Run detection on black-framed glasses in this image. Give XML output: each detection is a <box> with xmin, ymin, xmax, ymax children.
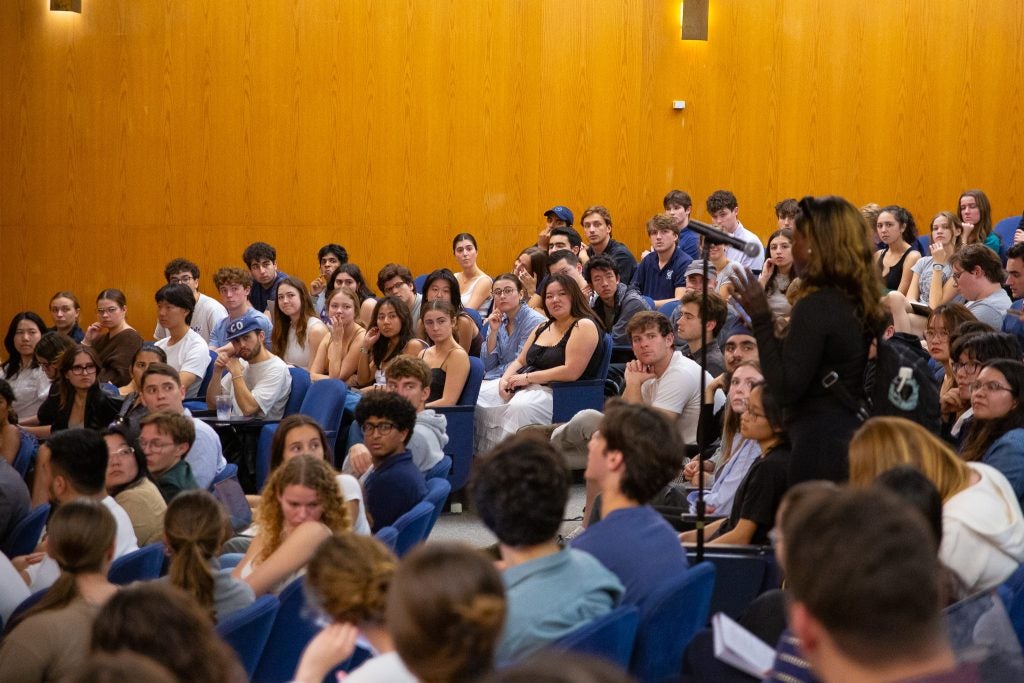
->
<box><xmin>970</xmin><ymin>381</ymin><xmax>1013</xmax><ymax>394</ymax></box>
<box><xmin>70</xmin><ymin>363</ymin><xmax>98</xmax><ymax>375</ymax></box>
<box><xmin>361</xmin><ymin>421</ymin><xmax>397</xmax><ymax>435</ymax></box>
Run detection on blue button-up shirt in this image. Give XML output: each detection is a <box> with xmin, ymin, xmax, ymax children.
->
<box><xmin>480</xmin><ymin>304</ymin><xmax>547</xmax><ymax>379</ymax></box>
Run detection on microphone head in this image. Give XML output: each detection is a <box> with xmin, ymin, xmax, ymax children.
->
<box><xmin>743</xmin><ymin>240</ymin><xmax>763</xmax><ymax>258</ymax></box>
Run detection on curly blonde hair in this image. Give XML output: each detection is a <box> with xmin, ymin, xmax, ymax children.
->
<box><xmin>256</xmin><ymin>454</ymin><xmax>350</xmax><ymax>563</ymax></box>
<box><xmin>306</xmin><ymin>533</ymin><xmax>397</xmax><ymax>625</ymax></box>
<box><xmin>792</xmin><ymin>195</ymin><xmax>885</xmax><ymax>329</ymax></box>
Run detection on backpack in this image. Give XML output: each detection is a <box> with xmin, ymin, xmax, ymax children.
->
<box><xmin>824</xmin><ymin>332</ymin><xmax>941</xmax><ymax>434</ymax></box>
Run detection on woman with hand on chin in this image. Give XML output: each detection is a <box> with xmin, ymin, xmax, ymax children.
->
<box><xmin>83</xmin><ymin>289</ymin><xmax>143</xmax><ymax>388</ymax></box>
<box><xmin>355</xmin><ymin>297</ymin><xmax>427</xmax><ymax>391</ymax></box>
<box><xmin>310</xmin><ymin>287</ymin><xmax>366</xmax><ymax>387</ymax></box>
<box><xmin>958</xmin><ymin>189</ymin><xmax>1000</xmax><ymax>252</ymax></box>
<box><xmin>757</xmin><ymin>229</ymin><xmax>797</xmax><ymax>319</ymax></box>
<box><xmin>452</xmin><ymin>233</ymin><xmax>493</xmax><ymax>316</ymax></box>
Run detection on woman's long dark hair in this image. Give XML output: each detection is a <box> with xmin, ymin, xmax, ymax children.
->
<box><xmin>961</xmin><ymin>359</ymin><xmax>1024</xmax><ymax>462</ymax></box>
<box><xmin>328</xmin><ymin>263</ymin><xmax>376</xmax><ymax>300</ymax></box>
<box><xmin>2</xmin><ymin>311</ymin><xmax>46</xmax><ymax>377</ymax></box>
<box><xmin>58</xmin><ymin>345</ymin><xmax>103</xmax><ymax>411</ymax></box>
<box><xmin>103</xmin><ymin>422</ymin><xmax>149</xmax><ymax>496</ymax></box>
<box><xmin>764</xmin><ymin>228</ymin><xmax>798</xmax><ymax>295</ymax></box>
<box><xmin>538</xmin><ymin>274</ymin><xmax>603</xmax><ymax>331</ymax></box>
<box><xmin>370</xmin><ymin>296</ymin><xmax>417</xmax><ymax>368</ymax></box>
<box><xmin>271</xmin><ymin>276</ymin><xmax>319</xmax><ymax>356</ymax></box>
<box><xmin>423</xmin><ymin>269</ymin><xmax>466</xmax><ymax>313</ymax></box>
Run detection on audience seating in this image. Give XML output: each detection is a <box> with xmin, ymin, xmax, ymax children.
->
<box><xmin>2</xmin><ymin>589</ymin><xmax>47</xmax><ymax>635</ymax></box>
<box><xmin>435</xmin><ymin>405</ymin><xmax>474</xmax><ymax>494</ymax></box>
<box><xmin>999</xmin><ymin>563</ymin><xmax>1024</xmax><ymax>649</ymax></box>
<box><xmin>1</xmin><ymin>502</ymin><xmax>50</xmax><ymax>558</ymax></box>
<box><xmin>551</xmin><ymin>333</ymin><xmax>613</xmax><ymax>423</ymax></box>
<box><xmin>255</xmin><ymin>425</ymin><xmax>278</xmax><ymax>491</ymax></box>
<box><xmin>374</xmin><ymin>525</ymin><xmax>399</xmax><ymax>552</ymax></box>
<box><xmin>183</xmin><ymin>350</ymin><xmax>221</xmax><ymax>412</ymax></box>
<box><xmin>252</xmin><ymin>577</ymin><xmax>319</xmax><ymax>683</ymax></box>
<box><xmin>463</xmin><ymin>307</ymin><xmax>484</xmax><ymax>331</ymax></box>
<box><xmin>215</xmin><ymin>594</ymin><xmax>280</xmax><ymax>678</ymax></box>
<box><xmin>459</xmin><ymin>356</ymin><xmax>485</xmax><ymax>405</ymax></box>
<box><xmin>12</xmin><ymin>430</ymin><xmax>38</xmax><ymax>479</ymax></box>
<box><xmin>108</xmin><ymin>543</ymin><xmax>166</xmax><ymax>585</ymax></box>
<box><xmin>424</xmin><ymin>454</ymin><xmax>452</xmax><ymax>481</ymax></box>
<box><xmin>298</xmin><ymin>378</ymin><xmax>348</xmax><ymax>453</ymax></box>
<box><xmin>994</xmin><ymin>215</ymin><xmax>1022</xmax><ymax>256</ymax></box>
<box><xmin>630</xmin><ymin>562</ymin><xmax>716</xmax><ymax>683</ymax></box>
<box><xmin>210</xmin><ymin>462</ymin><xmax>239</xmax><ymax>488</ymax></box>
<box><xmin>423</xmin><ymin>477</ymin><xmax>452</xmax><ymax>537</ymax></box>
<box><xmin>285</xmin><ymin>367</ymin><xmax>312</xmax><ymax>417</ymax></box>
<box><xmin>657</xmin><ymin>300</ymin><xmax>680</xmax><ymax>318</ymax></box>
<box><xmin>641</xmin><ymin>295</ymin><xmax>656</xmax><ymax>309</ymax></box>
<box><xmin>414</xmin><ymin>274</ymin><xmax>428</xmax><ymax>293</ymax></box>
<box><xmin>685</xmin><ymin>545</ymin><xmax>781</xmax><ymax>620</ymax></box>
<box><xmin>392</xmin><ymin>500</ymin><xmax>434</xmax><ymax>557</ymax></box>
<box><xmin>552</xmin><ymin>604</ymin><xmax>640</xmax><ymax>669</ymax></box>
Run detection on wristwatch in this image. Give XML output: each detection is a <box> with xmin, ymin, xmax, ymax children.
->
<box><xmin>932</xmin><ymin>263</ymin><xmax>944</xmax><ymax>272</ymax></box>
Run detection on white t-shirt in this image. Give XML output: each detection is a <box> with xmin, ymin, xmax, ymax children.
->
<box><xmin>641</xmin><ymin>351</ymin><xmax>719</xmax><ymax>444</ymax></box>
<box><xmin>0</xmin><ymin>367</ymin><xmax>50</xmax><ymax>422</ymax></box>
<box><xmin>156</xmin><ymin>329</ymin><xmax>211</xmax><ymax>399</ymax></box>
<box><xmin>347</xmin><ymin>651</ymin><xmax>417</xmax><ymax>683</ymax></box>
<box><xmin>941</xmin><ymin>462</ymin><xmax>1024</xmax><ymax>593</ymax></box>
<box><xmin>154</xmin><ymin>292</ymin><xmax>228</xmax><ymax>343</ymax></box>
<box><xmin>219</xmin><ymin>354</ymin><xmax>292</xmax><ymax>420</ymax></box>
<box><xmin>337</xmin><ymin>474</ymin><xmax>371</xmax><ymax>536</ymax></box>
<box><xmin>28</xmin><ymin>496</ymin><xmax>139</xmax><ymax>592</ymax></box>
<box><xmin>725</xmin><ymin>222</ymin><xmax>766</xmax><ymax>271</ymax></box>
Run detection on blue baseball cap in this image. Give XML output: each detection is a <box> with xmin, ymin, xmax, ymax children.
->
<box><xmin>544</xmin><ymin>205</ymin><xmax>574</xmax><ymax>226</ymax></box>
<box><xmin>225</xmin><ymin>311</ymin><xmax>263</xmax><ymax>341</ymax></box>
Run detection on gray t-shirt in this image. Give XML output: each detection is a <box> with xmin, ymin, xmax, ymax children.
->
<box><xmin>967</xmin><ymin>288</ymin><xmax>1013</xmax><ymax>330</ymax></box>
<box><xmin>911</xmin><ymin>256</ymin><xmax>952</xmax><ymax>306</ymax></box>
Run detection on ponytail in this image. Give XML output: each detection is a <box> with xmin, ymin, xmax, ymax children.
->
<box><xmin>164</xmin><ymin>490</ymin><xmax>227</xmax><ymax>621</ymax></box>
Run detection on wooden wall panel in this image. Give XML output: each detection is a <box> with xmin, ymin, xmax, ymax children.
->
<box><xmin>2</xmin><ymin>0</ymin><xmax>1023</xmax><ymax>340</ymax></box>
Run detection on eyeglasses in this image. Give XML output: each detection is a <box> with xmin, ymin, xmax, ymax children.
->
<box><xmin>139</xmin><ymin>439</ymin><xmax>176</xmax><ymax>452</ymax></box>
<box><xmin>169</xmin><ymin>275</ymin><xmax>194</xmax><ymax>285</ymax></box>
<box><xmin>110</xmin><ymin>446</ymin><xmax>135</xmax><ymax>459</ymax></box>
<box><xmin>970</xmin><ymin>381</ymin><xmax>1013</xmax><ymax>394</ymax></box>
<box><xmin>680</xmin><ymin>312</ymin><xmax>699</xmax><ymax>321</ymax></box>
<box><xmin>924</xmin><ymin>329</ymin><xmax>949</xmax><ymax>341</ymax></box>
<box><xmin>70</xmin><ymin>363</ymin><xmax>97</xmax><ymax>375</ymax></box>
<box><xmin>383</xmin><ymin>281</ymin><xmax>409</xmax><ymax>295</ymax></box>
<box><xmin>736</xmin><ymin>399</ymin><xmax>767</xmax><ymax>420</ymax></box>
<box><xmin>361</xmin><ymin>421</ymin><xmax>397</xmax><ymax>435</ymax></box>
<box><xmin>96</xmin><ymin>307</ymin><xmax>120</xmax><ymax>315</ymax></box>
<box><xmin>492</xmin><ymin>287</ymin><xmax>518</xmax><ymax>298</ymax></box>
<box><xmin>953</xmin><ymin>360</ymin><xmax>981</xmax><ymax>374</ymax></box>
<box><xmin>951</xmin><ymin>269</ymin><xmax>967</xmax><ymax>283</ymax></box>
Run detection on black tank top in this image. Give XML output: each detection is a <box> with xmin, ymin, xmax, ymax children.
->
<box><xmin>880</xmin><ymin>246</ymin><xmax>912</xmax><ymax>292</ymax></box>
<box><xmin>525</xmin><ymin>320</ymin><xmax>606</xmax><ymax>380</ymax></box>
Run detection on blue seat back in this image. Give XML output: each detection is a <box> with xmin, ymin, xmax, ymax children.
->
<box><xmin>1000</xmin><ymin>563</ymin><xmax>1024</xmax><ymax>650</ymax></box>
<box><xmin>553</xmin><ymin>604</ymin><xmax>640</xmax><ymax>668</ymax></box>
<box><xmin>457</xmin><ymin>356</ymin><xmax>485</xmax><ymax>405</ymax></box>
<box><xmin>209</xmin><ymin>463</ymin><xmax>239</xmax><ymax>489</ymax></box>
<box><xmin>374</xmin><ymin>525</ymin><xmax>399</xmax><ymax>551</ymax></box>
<box><xmin>12</xmin><ymin>430</ymin><xmax>38</xmax><ymax>479</ymax></box>
<box><xmin>550</xmin><ymin>333</ymin><xmax>612</xmax><ymax>423</ymax></box>
<box><xmin>285</xmin><ymin>367</ymin><xmax>312</xmax><ymax>416</ymax></box>
<box><xmin>216</xmin><ymin>594</ymin><xmax>280</xmax><ymax>678</ymax></box>
<box><xmin>641</xmin><ymin>295</ymin><xmax>656</xmax><ymax>309</ymax></box>
<box><xmin>658</xmin><ymin>299</ymin><xmax>680</xmax><ymax>318</ymax></box>
<box><xmin>2</xmin><ymin>589</ymin><xmax>47</xmax><ymax>635</ymax></box>
<box><xmin>463</xmin><ymin>307</ymin><xmax>484</xmax><ymax>332</ymax></box>
<box><xmin>2</xmin><ymin>502</ymin><xmax>50</xmax><ymax>557</ymax></box>
<box><xmin>255</xmin><ymin>424</ymin><xmax>279</xmax><ymax>491</ymax></box>
<box><xmin>414</xmin><ymin>274</ymin><xmax>429</xmax><ymax>293</ymax></box>
<box><xmin>299</xmin><ymin>380</ymin><xmax>348</xmax><ymax>451</ymax></box>
<box><xmin>424</xmin><ymin>454</ymin><xmax>452</xmax><ymax>481</ymax></box>
<box><xmin>423</xmin><ymin>476</ymin><xmax>452</xmax><ymax>537</ymax></box>
<box><xmin>685</xmin><ymin>547</ymin><xmax>781</xmax><ymax>619</ymax></box>
<box><xmin>994</xmin><ymin>216</ymin><xmax>1022</xmax><ymax>253</ymax></box>
<box><xmin>253</xmin><ymin>577</ymin><xmax>320</xmax><ymax>682</ymax></box>
<box><xmin>393</xmin><ymin>500</ymin><xmax>434</xmax><ymax>557</ymax></box>
<box><xmin>630</xmin><ymin>562</ymin><xmax>716</xmax><ymax>682</ymax></box>
<box><xmin>195</xmin><ymin>349</ymin><xmax>219</xmax><ymax>398</ymax></box>
<box><xmin>435</xmin><ymin>405</ymin><xmax>474</xmax><ymax>493</ymax></box>
<box><xmin>108</xmin><ymin>543</ymin><xmax>166</xmax><ymax>585</ymax></box>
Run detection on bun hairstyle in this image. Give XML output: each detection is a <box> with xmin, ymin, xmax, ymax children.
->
<box><xmin>305</xmin><ymin>533</ymin><xmax>397</xmax><ymax>626</ymax></box>
<box><xmin>388</xmin><ymin>543</ymin><xmax>506</xmax><ymax>683</ymax></box>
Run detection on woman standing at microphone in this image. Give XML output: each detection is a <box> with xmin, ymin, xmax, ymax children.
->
<box><xmin>733</xmin><ymin>196</ymin><xmax>885</xmax><ymax>484</ymax></box>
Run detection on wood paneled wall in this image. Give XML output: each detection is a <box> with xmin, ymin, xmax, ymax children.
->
<box><xmin>2</xmin><ymin>0</ymin><xmax>1022</xmax><ymax>338</ymax></box>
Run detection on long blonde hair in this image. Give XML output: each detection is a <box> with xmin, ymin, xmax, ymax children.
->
<box><xmin>848</xmin><ymin>416</ymin><xmax>970</xmax><ymax>502</ymax></box>
<box><xmin>720</xmin><ymin>360</ymin><xmax>763</xmax><ymax>467</ymax></box>
<box><xmin>256</xmin><ymin>454</ymin><xmax>350</xmax><ymax>562</ymax></box>
<box><xmin>792</xmin><ymin>195</ymin><xmax>885</xmax><ymax>329</ymax></box>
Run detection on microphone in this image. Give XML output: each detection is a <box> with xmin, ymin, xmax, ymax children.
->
<box><xmin>686</xmin><ymin>219</ymin><xmax>763</xmax><ymax>258</ymax></box>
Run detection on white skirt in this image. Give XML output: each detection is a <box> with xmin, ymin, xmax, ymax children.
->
<box><xmin>475</xmin><ymin>379</ymin><xmax>553</xmax><ymax>455</ymax></box>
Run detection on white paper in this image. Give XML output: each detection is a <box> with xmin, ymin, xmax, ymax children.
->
<box><xmin>712</xmin><ymin>611</ymin><xmax>776</xmax><ymax>678</ymax></box>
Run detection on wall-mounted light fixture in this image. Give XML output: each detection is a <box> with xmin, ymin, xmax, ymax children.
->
<box><xmin>50</xmin><ymin>0</ymin><xmax>82</xmax><ymax>12</ymax></box>
<box><xmin>681</xmin><ymin>0</ymin><xmax>708</xmax><ymax>41</ymax></box>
